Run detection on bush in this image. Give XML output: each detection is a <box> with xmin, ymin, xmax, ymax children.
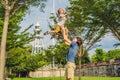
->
<box><xmin>8</xmin><ymin>74</ymin><xmax>16</xmax><ymax>79</ymax></box>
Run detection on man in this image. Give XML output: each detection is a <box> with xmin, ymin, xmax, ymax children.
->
<box><xmin>62</xmin><ymin>27</ymin><xmax>83</xmax><ymax>80</ymax></box>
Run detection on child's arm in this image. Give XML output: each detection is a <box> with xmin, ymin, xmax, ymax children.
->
<box><xmin>59</xmin><ymin>14</ymin><xmax>67</xmax><ymax>18</ymax></box>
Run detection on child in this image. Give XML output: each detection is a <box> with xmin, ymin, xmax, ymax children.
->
<box><xmin>44</xmin><ymin>8</ymin><xmax>67</xmax><ymax>39</ymax></box>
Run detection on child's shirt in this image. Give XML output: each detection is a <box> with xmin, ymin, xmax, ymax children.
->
<box><xmin>57</xmin><ymin>14</ymin><xmax>67</xmax><ymax>26</ymax></box>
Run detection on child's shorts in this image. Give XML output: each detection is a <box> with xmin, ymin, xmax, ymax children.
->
<box><xmin>54</xmin><ymin>25</ymin><xmax>61</xmax><ymax>32</ymax></box>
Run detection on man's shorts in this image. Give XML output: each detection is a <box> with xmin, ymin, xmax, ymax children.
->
<box><xmin>65</xmin><ymin>62</ymin><xmax>76</xmax><ymax>80</ymax></box>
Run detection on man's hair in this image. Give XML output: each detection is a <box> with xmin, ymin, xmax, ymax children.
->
<box><xmin>76</xmin><ymin>37</ymin><xmax>83</xmax><ymax>57</ymax></box>
<box><xmin>76</xmin><ymin>37</ymin><xmax>83</xmax><ymax>46</ymax></box>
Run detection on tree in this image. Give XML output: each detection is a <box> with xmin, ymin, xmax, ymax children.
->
<box><xmin>1</xmin><ymin>8</ymin><xmax>37</xmax><ymax>78</ymax></box>
<box><xmin>0</xmin><ymin>0</ymin><xmax>47</xmax><ymax>80</ymax></box>
<box><xmin>45</xmin><ymin>42</ymin><xmax>69</xmax><ymax>67</ymax></box>
<box><xmin>75</xmin><ymin>51</ymin><xmax>90</xmax><ymax>64</ymax></box>
<box><xmin>67</xmin><ymin>0</ymin><xmax>120</xmax><ymax>79</ymax></box>
<box><xmin>6</xmin><ymin>47</ymin><xmax>27</xmax><ymax>77</ymax></box>
<box><xmin>68</xmin><ymin>0</ymin><xmax>120</xmax><ymax>41</ymax></box>
<box><xmin>81</xmin><ymin>52</ymin><xmax>90</xmax><ymax>64</ymax></box>
<box><xmin>45</xmin><ymin>42</ymin><xmax>90</xmax><ymax>68</ymax></box>
<box><xmin>67</xmin><ymin>1</ymin><xmax>108</xmax><ymax>50</ymax></box>
<box><xmin>107</xmin><ymin>49</ymin><xmax>120</xmax><ymax>60</ymax></box>
<box><xmin>6</xmin><ymin>47</ymin><xmax>47</xmax><ymax>77</ymax></box>
<box><xmin>67</xmin><ymin>0</ymin><xmax>107</xmax><ymax>79</ymax></box>
<box><xmin>91</xmin><ymin>48</ymin><xmax>107</xmax><ymax>63</ymax></box>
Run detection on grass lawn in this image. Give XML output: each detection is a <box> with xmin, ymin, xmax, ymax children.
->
<box><xmin>13</xmin><ymin>77</ymin><xmax>120</xmax><ymax>80</ymax></box>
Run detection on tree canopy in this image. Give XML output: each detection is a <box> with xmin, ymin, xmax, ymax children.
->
<box><xmin>107</xmin><ymin>49</ymin><xmax>120</xmax><ymax>60</ymax></box>
<box><xmin>0</xmin><ymin>0</ymin><xmax>47</xmax><ymax>79</ymax></box>
<box><xmin>91</xmin><ymin>48</ymin><xmax>120</xmax><ymax>63</ymax></box>
<box><xmin>91</xmin><ymin>48</ymin><xmax>107</xmax><ymax>62</ymax></box>
<box><xmin>67</xmin><ymin>0</ymin><xmax>120</xmax><ymax>50</ymax></box>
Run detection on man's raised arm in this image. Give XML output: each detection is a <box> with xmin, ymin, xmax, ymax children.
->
<box><xmin>62</xmin><ymin>27</ymin><xmax>71</xmax><ymax>46</ymax></box>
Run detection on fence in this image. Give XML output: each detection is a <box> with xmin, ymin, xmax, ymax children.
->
<box><xmin>29</xmin><ymin>68</ymin><xmax>65</xmax><ymax>78</ymax></box>
<box><xmin>75</xmin><ymin>59</ymin><xmax>120</xmax><ymax>77</ymax></box>
<box><xmin>29</xmin><ymin>59</ymin><xmax>120</xmax><ymax>77</ymax></box>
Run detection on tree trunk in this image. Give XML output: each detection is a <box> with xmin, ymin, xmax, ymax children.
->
<box><xmin>0</xmin><ymin>7</ymin><xmax>10</xmax><ymax>80</ymax></box>
<box><xmin>18</xmin><ymin>73</ymin><xmax>20</xmax><ymax>78</ymax></box>
<box><xmin>26</xmin><ymin>71</ymin><xmax>29</xmax><ymax>77</ymax></box>
<box><xmin>59</xmin><ymin>68</ymin><xmax>61</xmax><ymax>80</ymax></box>
<box><xmin>78</xmin><ymin>57</ymin><xmax>81</xmax><ymax>80</ymax></box>
<box><xmin>60</xmin><ymin>62</ymin><xmax>62</xmax><ymax>80</ymax></box>
<box><xmin>78</xmin><ymin>45</ymin><xmax>83</xmax><ymax>80</ymax></box>
<box><xmin>10</xmin><ymin>68</ymin><xmax>12</xmax><ymax>74</ymax></box>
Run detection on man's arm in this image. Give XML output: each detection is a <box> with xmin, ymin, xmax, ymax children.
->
<box><xmin>62</xmin><ymin>27</ymin><xmax>71</xmax><ymax>46</ymax></box>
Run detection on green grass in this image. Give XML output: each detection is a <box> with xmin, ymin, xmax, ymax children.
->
<box><xmin>13</xmin><ymin>77</ymin><xmax>120</xmax><ymax>80</ymax></box>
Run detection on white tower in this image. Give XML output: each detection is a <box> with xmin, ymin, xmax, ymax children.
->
<box><xmin>32</xmin><ymin>22</ymin><xmax>44</xmax><ymax>54</ymax></box>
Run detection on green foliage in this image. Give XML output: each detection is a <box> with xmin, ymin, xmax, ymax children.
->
<box><xmin>6</xmin><ymin>47</ymin><xmax>48</xmax><ymax>76</ymax></box>
<box><xmin>8</xmin><ymin>73</ymin><xmax>16</xmax><ymax>79</ymax></box>
<box><xmin>81</xmin><ymin>52</ymin><xmax>90</xmax><ymax>64</ymax></box>
<box><xmin>0</xmin><ymin>0</ymin><xmax>47</xmax><ymax>46</ymax></box>
<box><xmin>91</xmin><ymin>48</ymin><xmax>107</xmax><ymax>62</ymax></box>
<box><xmin>91</xmin><ymin>48</ymin><xmax>120</xmax><ymax>63</ymax></box>
<box><xmin>45</xmin><ymin>42</ymin><xmax>69</xmax><ymax>66</ymax></box>
<box><xmin>107</xmin><ymin>49</ymin><xmax>120</xmax><ymax>60</ymax></box>
<box><xmin>45</xmin><ymin>42</ymin><xmax>90</xmax><ymax>66</ymax></box>
<box><xmin>75</xmin><ymin>51</ymin><xmax>90</xmax><ymax>64</ymax></box>
<box><xmin>68</xmin><ymin>0</ymin><xmax>120</xmax><ymax>42</ymax></box>
<box><xmin>66</xmin><ymin>0</ymin><xmax>108</xmax><ymax>51</ymax></box>
<box><xmin>6</xmin><ymin>48</ymin><xmax>25</xmax><ymax>68</ymax></box>
<box><xmin>0</xmin><ymin>0</ymin><xmax>47</xmax><ymax>77</ymax></box>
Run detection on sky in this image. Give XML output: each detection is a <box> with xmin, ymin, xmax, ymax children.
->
<box><xmin>20</xmin><ymin>0</ymin><xmax>119</xmax><ymax>57</ymax></box>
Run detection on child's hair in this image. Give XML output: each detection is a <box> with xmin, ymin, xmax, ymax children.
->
<box><xmin>58</xmin><ymin>8</ymin><xmax>64</xmax><ymax>14</ymax></box>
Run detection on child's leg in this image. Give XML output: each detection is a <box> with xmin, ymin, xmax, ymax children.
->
<box><xmin>60</xmin><ymin>25</ymin><xmax>67</xmax><ymax>35</ymax></box>
<box><xmin>48</xmin><ymin>25</ymin><xmax>61</xmax><ymax>33</ymax></box>
<box><xmin>44</xmin><ymin>25</ymin><xmax>60</xmax><ymax>35</ymax></box>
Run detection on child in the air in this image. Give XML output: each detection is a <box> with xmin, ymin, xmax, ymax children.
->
<box><xmin>44</xmin><ymin>8</ymin><xmax>67</xmax><ymax>39</ymax></box>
